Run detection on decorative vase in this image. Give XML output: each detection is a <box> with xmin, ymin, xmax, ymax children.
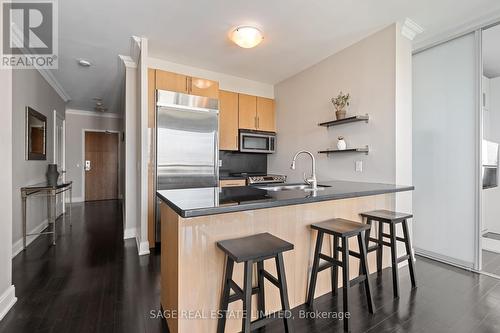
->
<box><xmin>337</xmin><ymin>138</ymin><xmax>347</xmax><ymax>150</ymax></box>
<box><xmin>46</xmin><ymin>164</ymin><xmax>59</xmax><ymax>186</ymax></box>
<box><xmin>336</xmin><ymin>109</ymin><xmax>347</xmax><ymax>120</ymax></box>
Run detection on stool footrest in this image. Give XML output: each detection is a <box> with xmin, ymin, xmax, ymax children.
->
<box><xmin>396</xmin><ymin>254</ymin><xmax>410</xmax><ymax>264</ymax></box>
<box><xmin>367</xmin><ymin>245</ymin><xmax>379</xmax><ymax>252</ymax></box>
<box><xmin>250</xmin><ymin>311</ymin><xmax>287</xmax><ymax>330</ymax></box>
<box><xmin>381</xmin><ymin>233</ymin><xmax>406</xmax><ymax>243</ymax></box>
<box><xmin>350</xmin><ymin>275</ymin><xmax>367</xmax><ymax>286</ymax></box>
<box><xmin>227</xmin><ymin>280</ymin><xmax>260</xmax><ymax>303</ymax></box>
<box><xmin>261</xmin><ymin>269</ymin><xmax>280</xmax><ymax>288</ymax></box>
<box><xmin>318</xmin><ymin>253</ymin><xmax>342</xmax><ymax>269</ymax></box>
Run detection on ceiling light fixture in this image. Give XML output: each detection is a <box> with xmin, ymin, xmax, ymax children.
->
<box><xmin>78</xmin><ymin>59</ymin><xmax>92</xmax><ymax>67</ymax></box>
<box><xmin>231</xmin><ymin>26</ymin><xmax>263</xmax><ymax>49</ymax></box>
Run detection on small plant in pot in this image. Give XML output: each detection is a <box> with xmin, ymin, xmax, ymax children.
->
<box><xmin>331</xmin><ymin>92</ymin><xmax>350</xmax><ymax>120</ymax></box>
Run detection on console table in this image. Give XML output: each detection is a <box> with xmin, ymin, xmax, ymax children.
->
<box><xmin>21</xmin><ymin>181</ymin><xmax>73</xmax><ymax>249</ymax></box>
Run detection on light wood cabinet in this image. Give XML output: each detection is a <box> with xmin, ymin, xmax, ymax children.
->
<box><xmin>155</xmin><ymin>70</ymin><xmax>188</xmax><ymax>94</ymax></box>
<box><xmin>256</xmin><ymin>97</ymin><xmax>275</xmax><ymax>132</ymax></box>
<box><xmin>219</xmin><ymin>90</ymin><xmax>239</xmax><ymax>151</ymax></box>
<box><xmin>238</xmin><ymin>94</ymin><xmax>257</xmax><ymax>130</ymax></box>
<box><xmin>219</xmin><ymin>179</ymin><xmax>246</xmax><ymax>187</ymax></box>
<box><xmin>190</xmin><ymin>76</ymin><xmax>219</xmax><ymax>98</ymax></box>
<box><xmin>238</xmin><ymin>93</ymin><xmax>275</xmax><ymax>132</ymax></box>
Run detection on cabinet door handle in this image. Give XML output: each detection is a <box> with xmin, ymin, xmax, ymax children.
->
<box><xmin>257</xmin><ymin>116</ymin><xmax>260</xmax><ymax>129</ymax></box>
<box><xmin>254</xmin><ymin>116</ymin><xmax>257</xmax><ymax>129</ymax></box>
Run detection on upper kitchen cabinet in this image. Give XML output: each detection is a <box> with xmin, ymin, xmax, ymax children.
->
<box><xmin>155</xmin><ymin>70</ymin><xmax>189</xmax><ymax>94</ymax></box>
<box><xmin>238</xmin><ymin>93</ymin><xmax>276</xmax><ymax>132</ymax></box>
<box><xmin>155</xmin><ymin>70</ymin><xmax>219</xmax><ymax>98</ymax></box>
<box><xmin>256</xmin><ymin>97</ymin><xmax>275</xmax><ymax>132</ymax></box>
<box><xmin>219</xmin><ymin>90</ymin><xmax>239</xmax><ymax>151</ymax></box>
<box><xmin>238</xmin><ymin>93</ymin><xmax>257</xmax><ymax>130</ymax></box>
<box><xmin>190</xmin><ymin>76</ymin><xmax>219</xmax><ymax>98</ymax></box>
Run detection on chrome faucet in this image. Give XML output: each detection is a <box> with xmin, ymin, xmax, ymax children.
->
<box><xmin>290</xmin><ymin>150</ymin><xmax>318</xmax><ymax>191</ymax></box>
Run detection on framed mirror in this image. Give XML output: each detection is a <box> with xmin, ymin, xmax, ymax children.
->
<box><xmin>26</xmin><ymin>107</ymin><xmax>47</xmax><ymax>160</ymax></box>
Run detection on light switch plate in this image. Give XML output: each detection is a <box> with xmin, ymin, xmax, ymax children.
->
<box><xmin>355</xmin><ymin>160</ymin><xmax>363</xmax><ymax>172</ymax></box>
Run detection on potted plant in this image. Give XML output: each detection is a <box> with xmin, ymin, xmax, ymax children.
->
<box><xmin>331</xmin><ymin>92</ymin><xmax>350</xmax><ymax>120</ymax></box>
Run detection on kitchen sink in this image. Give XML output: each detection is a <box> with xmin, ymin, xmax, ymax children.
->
<box><xmin>252</xmin><ymin>184</ymin><xmax>331</xmax><ymax>192</ymax></box>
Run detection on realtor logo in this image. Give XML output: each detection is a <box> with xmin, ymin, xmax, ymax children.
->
<box><xmin>1</xmin><ymin>0</ymin><xmax>58</xmax><ymax>69</ymax></box>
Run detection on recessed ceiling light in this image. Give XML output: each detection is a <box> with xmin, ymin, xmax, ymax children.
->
<box><xmin>231</xmin><ymin>26</ymin><xmax>263</xmax><ymax>49</ymax></box>
<box><xmin>78</xmin><ymin>59</ymin><xmax>92</xmax><ymax>67</ymax></box>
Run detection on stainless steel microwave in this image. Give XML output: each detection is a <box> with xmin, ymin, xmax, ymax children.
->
<box><xmin>239</xmin><ymin>130</ymin><xmax>276</xmax><ymax>153</ymax></box>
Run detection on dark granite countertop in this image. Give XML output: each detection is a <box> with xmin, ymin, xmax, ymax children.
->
<box><xmin>157</xmin><ymin>180</ymin><xmax>414</xmax><ymax>218</ymax></box>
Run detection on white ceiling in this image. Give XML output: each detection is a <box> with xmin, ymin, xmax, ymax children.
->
<box><xmin>54</xmin><ymin>0</ymin><xmax>500</xmax><ymax>113</ymax></box>
<box><xmin>484</xmin><ymin>24</ymin><xmax>500</xmax><ymax>78</ymax></box>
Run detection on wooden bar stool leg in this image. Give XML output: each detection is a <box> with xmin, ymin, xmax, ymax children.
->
<box><xmin>307</xmin><ymin>231</ymin><xmax>324</xmax><ymax>307</ymax></box>
<box><xmin>402</xmin><ymin>220</ymin><xmax>417</xmax><ymax>288</ymax></box>
<box><xmin>242</xmin><ymin>260</ymin><xmax>253</xmax><ymax>333</ymax></box>
<box><xmin>332</xmin><ymin>235</ymin><xmax>339</xmax><ymax>296</ymax></box>
<box><xmin>217</xmin><ymin>257</ymin><xmax>234</xmax><ymax>333</ymax></box>
<box><xmin>257</xmin><ymin>260</ymin><xmax>266</xmax><ymax>318</ymax></box>
<box><xmin>376</xmin><ymin>221</ymin><xmax>383</xmax><ymax>274</ymax></box>
<box><xmin>359</xmin><ymin>218</ymin><xmax>372</xmax><ymax>276</ymax></box>
<box><xmin>341</xmin><ymin>236</ymin><xmax>350</xmax><ymax>332</ymax></box>
<box><xmin>357</xmin><ymin>232</ymin><xmax>374</xmax><ymax>314</ymax></box>
<box><xmin>389</xmin><ymin>223</ymin><xmax>400</xmax><ymax>298</ymax></box>
<box><xmin>276</xmin><ymin>253</ymin><xmax>294</xmax><ymax>333</ymax></box>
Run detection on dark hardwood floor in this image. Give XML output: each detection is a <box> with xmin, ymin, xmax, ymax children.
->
<box><xmin>1</xmin><ymin>200</ymin><xmax>500</xmax><ymax>333</ymax></box>
<box><xmin>483</xmin><ymin>250</ymin><xmax>500</xmax><ymax>276</ymax></box>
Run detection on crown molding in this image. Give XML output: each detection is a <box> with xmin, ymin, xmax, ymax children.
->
<box><xmin>119</xmin><ymin>55</ymin><xmax>137</xmax><ymax>69</ymax></box>
<box><xmin>37</xmin><ymin>68</ymin><xmax>71</xmax><ymax>102</ymax></box>
<box><xmin>66</xmin><ymin>108</ymin><xmax>122</xmax><ymax>119</ymax></box>
<box><xmin>413</xmin><ymin>10</ymin><xmax>500</xmax><ymax>53</ymax></box>
<box><xmin>401</xmin><ymin>18</ymin><xmax>424</xmax><ymax>41</ymax></box>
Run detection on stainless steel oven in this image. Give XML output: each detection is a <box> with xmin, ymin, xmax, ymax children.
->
<box><xmin>239</xmin><ymin>130</ymin><xmax>276</xmax><ymax>154</ymax></box>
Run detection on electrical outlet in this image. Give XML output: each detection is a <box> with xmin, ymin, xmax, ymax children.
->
<box><xmin>355</xmin><ymin>160</ymin><xmax>363</xmax><ymax>172</ymax></box>
<box><xmin>219</xmin><ymin>160</ymin><xmax>222</xmax><ymax>167</ymax></box>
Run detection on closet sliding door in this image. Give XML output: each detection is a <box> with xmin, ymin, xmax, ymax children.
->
<box><xmin>413</xmin><ymin>33</ymin><xmax>480</xmax><ymax>268</ymax></box>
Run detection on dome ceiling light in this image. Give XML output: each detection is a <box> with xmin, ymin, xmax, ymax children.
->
<box><xmin>230</xmin><ymin>26</ymin><xmax>263</xmax><ymax>49</ymax></box>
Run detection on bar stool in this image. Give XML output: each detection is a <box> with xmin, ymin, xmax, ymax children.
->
<box><xmin>216</xmin><ymin>232</ymin><xmax>294</xmax><ymax>333</ymax></box>
<box><xmin>360</xmin><ymin>210</ymin><xmax>417</xmax><ymax>298</ymax></box>
<box><xmin>307</xmin><ymin>219</ymin><xmax>374</xmax><ymax>332</ymax></box>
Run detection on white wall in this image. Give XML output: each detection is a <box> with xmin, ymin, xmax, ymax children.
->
<box><xmin>483</xmin><ymin>77</ymin><xmax>500</xmax><ymax>234</ymax></box>
<box><xmin>148</xmin><ymin>57</ymin><xmax>274</xmax><ymax>98</ymax></box>
<box><xmin>138</xmin><ymin>38</ymin><xmax>150</xmax><ymax>255</ymax></box>
<box><xmin>11</xmin><ymin>69</ymin><xmax>66</xmax><ymax>256</ymax></box>
<box><xmin>0</xmin><ymin>68</ymin><xmax>16</xmax><ymax>321</ymax></box>
<box><xmin>122</xmin><ymin>57</ymin><xmax>139</xmax><ymax>241</ymax></box>
<box><xmin>268</xmin><ymin>25</ymin><xmax>398</xmax><ymax>183</ymax></box>
<box><xmin>65</xmin><ymin>110</ymin><xmax>123</xmax><ymax>203</ymax></box>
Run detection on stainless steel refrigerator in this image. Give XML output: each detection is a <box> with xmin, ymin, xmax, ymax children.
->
<box><xmin>155</xmin><ymin>90</ymin><xmax>219</xmax><ymax>241</ymax></box>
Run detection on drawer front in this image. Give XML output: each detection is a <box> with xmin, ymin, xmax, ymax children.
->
<box><xmin>219</xmin><ymin>179</ymin><xmax>246</xmax><ymax>188</ymax></box>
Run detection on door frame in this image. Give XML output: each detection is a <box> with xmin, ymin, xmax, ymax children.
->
<box><xmin>53</xmin><ymin>110</ymin><xmax>66</xmax><ymax>214</ymax></box>
<box><xmin>82</xmin><ymin>129</ymin><xmax>121</xmax><ymax>202</ymax></box>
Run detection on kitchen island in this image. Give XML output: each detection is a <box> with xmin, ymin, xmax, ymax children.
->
<box><xmin>157</xmin><ymin>180</ymin><xmax>413</xmax><ymax>333</ymax></box>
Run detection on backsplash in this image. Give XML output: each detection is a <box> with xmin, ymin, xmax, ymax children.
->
<box><xmin>219</xmin><ymin>151</ymin><xmax>267</xmax><ymax>176</ymax></box>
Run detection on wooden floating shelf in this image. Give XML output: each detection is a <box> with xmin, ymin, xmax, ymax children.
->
<box><xmin>318</xmin><ymin>146</ymin><xmax>369</xmax><ymax>155</ymax></box>
<box><xmin>318</xmin><ymin>114</ymin><xmax>369</xmax><ymax>128</ymax></box>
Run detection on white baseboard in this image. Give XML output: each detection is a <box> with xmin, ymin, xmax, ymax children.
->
<box><xmin>12</xmin><ymin>219</ymin><xmax>49</xmax><ymax>258</ymax></box>
<box><xmin>123</xmin><ymin>227</ymin><xmax>137</xmax><ymax>240</ymax></box>
<box><xmin>136</xmin><ymin>236</ymin><xmax>150</xmax><ymax>256</ymax></box>
<box><xmin>0</xmin><ymin>285</ymin><xmax>17</xmax><ymax>321</ymax></box>
<box><xmin>483</xmin><ymin>237</ymin><xmax>500</xmax><ymax>254</ymax></box>
<box><xmin>415</xmin><ymin>247</ymin><xmax>474</xmax><ymax>270</ymax></box>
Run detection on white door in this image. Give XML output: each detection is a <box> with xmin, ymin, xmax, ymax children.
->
<box><xmin>413</xmin><ymin>33</ymin><xmax>480</xmax><ymax>269</ymax></box>
<box><xmin>54</xmin><ymin>112</ymin><xmax>65</xmax><ymax>217</ymax></box>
